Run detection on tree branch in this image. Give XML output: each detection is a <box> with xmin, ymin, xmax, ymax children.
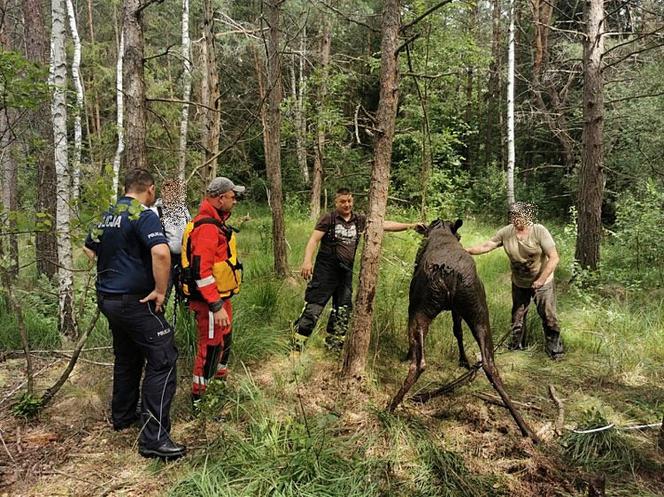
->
<box><xmin>605</xmin><ymin>90</ymin><xmax>664</xmax><ymax>105</ymax></box>
<box><xmin>400</xmin><ymin>0</ymin><xmax>454</xmax><ymax>32</ymax></box>
<box><xmin>315</xmin><ymin>0</ymin><xmax>378</xmax><ymax>32</ymax></box>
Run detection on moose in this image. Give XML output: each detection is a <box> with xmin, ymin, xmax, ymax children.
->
<box><xmin>387</xmin><ymin>219</ymin><xmax>536</xmax><ymax>440</ymax></box>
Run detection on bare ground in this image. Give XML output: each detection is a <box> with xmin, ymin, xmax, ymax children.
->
<box><xmin>1</xmin><ymin>350</ymin><xmax>663</xmax><ymax>497</ymax></box>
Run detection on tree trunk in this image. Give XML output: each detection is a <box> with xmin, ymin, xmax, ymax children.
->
<box><xmin>485</xmin><ymin>0</ymin><xmax>502</xmax><ymax>167</ymax></box>
<box><xmin>263</xmin><ymin>0</ymin><xmax>289</xmax><ymax>278</ymax></box>
<box><xmin>342</xmin><ymin>0</ymin><xmax>401</xmax><ymax>378</ymax></box>
<box><xmin>310</xmin><ymin>14</ymin><xmax>331</xmax><ymax>220</ymax></box>
<box><xmin>177</xmin><ymin>0</ymin><xmax>192</xmax><ymax>183</ymax></box>
<box><xmin>66</xmin><ymin>0</ymin><xmax>84</xmax><ymax>204</ymax></box>
<box><xmin>86</xmin><ymin>0</ymin><xmax>102</xmax><ymax>145</ymax></box>
<box><xmin>112</xmin><ymin>30</ymin><xmax>124</xmax><ymax>201</ymax></box>
<box><xmin>122</xmin><ymin>0</ymin><xmax>147</xmax><ymax>170</ymax></box>
<box><xmin>22</xmin><ymin>0</ymin><xmax>57</xmax><ymax>279</ymax></box>
<box><xmin>506</xmin><ymin>0</ymin><xmax>516</xmax><ymax>205</ymax></box>
<box><xmin>0</xmin><ymin>111</ymin><xmax>18</xmax><ymax>278</ymax></box>
<box><xmin>575</xmin><ymin>0</ymin><xmax>605</xmax><ymax>270</ymax></box>
<box><xmin>292</xmin><ymin>25</ymin><xmax>309</xmax><ymax>185</ymax></box>
<box><xmin>0</xmin><ymin>13</ymin><xmax>18</xmax><ymax>277</ymax></box>
<box><xmin>50</xmin><ymin>0</ymin><xmax>77</xmax><ymax>338</ymax></box>
<box><xmin>201</xmin><ymin>0</ymin><xmax>221</xmax><ymax>182</ymax></box>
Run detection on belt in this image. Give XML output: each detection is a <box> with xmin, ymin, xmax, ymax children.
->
<box><xmin>97</xmin><ymin>292</ymin><xmax>145</xmax><ymax>301</ymax></box>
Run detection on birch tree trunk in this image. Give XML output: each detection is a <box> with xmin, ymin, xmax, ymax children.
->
<box><xmin>201</xmin><ymin>0</ymin><xmax>221</xmax><ymax>182</ymax></box>
<box><xmin>263</xmin><ymin>0</ymin><xmax>289</xmax><ymax>278</ymax></box>
<box><xmin>310</xmin><ymin>14</ymin><xmax>331</xmax><ymax>220</ymax></box>
<box><xmin>50</xmin><ymin>0</ymin><xmax>77</xmax><ymax>338</ymax></box>
<box><xmin>575</xmin><ymin>0</ymin><xmax>605</xmax><ymax>270</ymax></box>
<box><xmin>342</xmin><ymin>0</ymin><xmax>401</xmax><ymax>378</ymax></box>
<box><xmin>86</xmin><ymin>0</ymin><xmax>102</xmax><ymax>143</ymax></box>
<box><xmin>22</xmin><ymin>0</ymin><xmax>57</xmax><ymax>279</ymax></box>
<box><xmin>177</xmin><ymin>0</ymin><xmax>192</xmax><ymax>183</ymax></box>
<box><xmin>112</xmin><ymin>30</ymin><xmax>124</xmax><ymax>201</ymax></box>
<box><xmin>292</xmin><ymin>25</ymin><xmax>309</xmax><ymax>185</ymax></box>
<box><xmin>506</xmin><ymin>0</ymin><xmax>516</xmax><ymax>205</ymax></box>
<box><xmin>123</xmin><ymin>0</ymin><xmax>147</xmax><ymax>170</ymax></box>
<box><xmin>66</xmin><ymin>0</ymin><xmax>84</xmax><ymax>204</ymax></box>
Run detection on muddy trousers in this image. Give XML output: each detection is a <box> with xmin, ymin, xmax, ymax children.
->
<box><xmin>510</xmin><ymin>281</ymin><xmax>564</xmax><ymax>356</ymax></box>
<box><xmin>98</xmin><ymin>294</ymin><xmax>178</xmax><ymax>450</ymax></box>
<box><xmin>294</xmin><ymin>254</ymin><xmax>353</xmax><ymax>345</ymax></box>
<box><xmin>189</xmin><ymin>299</ymin><xmax>233</xmax><ymax>398</ymax></box>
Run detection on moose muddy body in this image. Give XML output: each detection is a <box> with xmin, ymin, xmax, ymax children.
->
<box><xmin>388</xmin><ymin>220</ymin><xmax>535</xmax><ymax>440</ymax></box>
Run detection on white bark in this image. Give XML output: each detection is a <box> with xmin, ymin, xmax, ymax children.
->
<box><xmin>177</xmin><ymin>0</ymin><xmax>192</xmax><ymax>183</ymax></box>
<box><xmin>50</xmin><ymin>0</ymin><xmax>76</xmax><ymax>338</ymax></box>
<box><xmin>506</xmin><ymin>0</ymin><xmax>516</xmax><ymax>205</ymax></box>
<box><xmin>112</xmin><ymin>31</ymin><xmax>124</xmax><ymax>201</ymax></box>
<box><xmin>66</xmin><ymin>0</ymin><xmax>84</xmax><ymax>204</ymax></box>
<box><xmin>294</xmin><ymin>26</ymin><xmax>308</xmax><ymax>184</ymax></box>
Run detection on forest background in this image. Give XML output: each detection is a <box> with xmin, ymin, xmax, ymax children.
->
<box><xmin>0</xmin><ymin>0</ymin><xmax>663</xmax><ymax>496</ymax></box>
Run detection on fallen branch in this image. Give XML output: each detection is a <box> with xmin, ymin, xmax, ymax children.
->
<box><xmin>548</xmin><ymin>384</ymin><xmax>565</xmax><ymax>435</ymax></box>
<box><xmin>54</xmin><ymin>352</ymin><xmax>113</xmax><ymax>367</ymax></box>
<box><xmin>0</xmin><ymin>267</ymin><xmax>33</xmax><ymax>394</ymax></box>
<box><xmin>410</xmin><ymin>363</ymin><xmax>480</xmax><ymax>403</ymax></box>
<box><xmin>0</xmin><ymin>429</ymin><xmax>15</xmax><ymax>463</ymax></box>
<box><xmin>0</xmin><ymin>360</ymin><xmax>59</xmax><ymax>408</ymax></box>
<box><xmin>474</xmin><ymin>392</ymin><xmax>543</xmax><ymax>413</ymax></box>
<box><xmin>39</xmin><ymin>310</ymin><xmax>100</xmax><ymax>409</ymax></box>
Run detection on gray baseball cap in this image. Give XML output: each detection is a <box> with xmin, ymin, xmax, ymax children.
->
<box><xmin>206</xmin><ymin>176</ymin><xmax>246</xmax><ymax>197</ymax></box>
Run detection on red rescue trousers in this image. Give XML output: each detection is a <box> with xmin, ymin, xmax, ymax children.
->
<box><xmin>189</xmin><ymin>299</ymin><xmax>233</xmax><ymax>397</ymax></box>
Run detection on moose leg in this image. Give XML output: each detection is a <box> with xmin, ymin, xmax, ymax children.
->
<box><xmin>388</xmin><ymin>313</ymin><xmax>430</xmax><ymax>412</ymax></box>
<box><xmin>452</xmin><ymin>311</ymin><xmax>470</xmax><ymax>369</ymax></box>
<box><xmin>469</xmin><ymin>320</ymin><xmax>538</xmax><ymax>441</ymax></box>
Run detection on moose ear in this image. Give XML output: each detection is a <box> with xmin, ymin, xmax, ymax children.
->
<box><xmin>452</xmin><ymin>219</ymin><xmax>463</xmax><ymax>232</ymax></box>
<box><xmin>415</xmin><ymin>222</ymin><xmax>429</xmax><ymax>236</ymax></box>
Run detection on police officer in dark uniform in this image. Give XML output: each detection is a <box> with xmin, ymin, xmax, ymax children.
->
<box><xmin>84</xmin><ymin>169</ymin><xmax>185</xmax><ymax>460</ymax></box>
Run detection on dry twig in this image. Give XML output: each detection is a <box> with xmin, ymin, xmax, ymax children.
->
<box><xmin>548</xmin><ymin>384</ymin><xmax>565</xmax><ymax>435</ymax></box>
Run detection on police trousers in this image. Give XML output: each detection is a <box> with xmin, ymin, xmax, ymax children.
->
<box><xmin>98</xmin><ymin>293</ymin><xmax>178</xmax><ymax>449</ymax></box>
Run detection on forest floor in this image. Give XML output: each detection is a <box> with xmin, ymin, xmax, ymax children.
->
<box><xmin>2</xmin><ymin>336</ymin><xmax>663</xmax><ymax>497</ymax></box>
<box><xmin>1</xmin><ymin>215</ymin><xmax>663</xmax><ymax>496</ymax></box>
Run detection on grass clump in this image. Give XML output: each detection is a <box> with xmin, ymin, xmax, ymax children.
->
<box><xmin>413</xmin><ymin>441</ymin><xmax>503</xmax><ymax>497</ymax></box>
<box><xmin>170</xmin><ymin>415</ymin><xmax>380</xmax><ymax>497</ymax></box>
<box><xmin>561</xmin><ymin>408</ymin><xmax>641</xmax><ymax>474</ymax></box>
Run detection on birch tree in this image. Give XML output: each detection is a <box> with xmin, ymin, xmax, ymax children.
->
<box><xmin>177</xmin><ymin>0</ymin><xmax>192</xmax><ymax>183</ymax></box>
<box><xmin>575</xmin><ymin>0</ymin><xmax>605</xmax><ymax>270</ymax></box>
<box><xmin>291</xmin><ymin>23</ymin><xmax>308</xmax><ymax>185</ymax></box>
<box><xmin>66</xmin><ymin>0</ymin><xmax>84</xmax><ymax>203</ymax></box>
<box><xmin>342</xmin><ymin>0</ymin><xmax>401</xmax><ymax>377</ymax></box>
<box><xmin>263</xmin><ymin>0</ymin><xmax>289</xmax><ymax>278</ymax></box>
<box><xmin>506</xmin><ymin>0</ymin><xmax>516</xmax><ymax>205</ymax></box>
<box><xmin>50</xmin><ymin>0</ymin><xmax>77</xmax><ymax>338</ymax></box>
<box><xmin>112</xmin><ymin>30</ymin><xmax>124</xmax><ymax>200</ymax></box>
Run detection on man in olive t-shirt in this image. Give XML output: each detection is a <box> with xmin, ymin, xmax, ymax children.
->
<box><xmin>465</xmin><ymin>202</ymin><xmax>564</xmax><ymax>359</ymax></box>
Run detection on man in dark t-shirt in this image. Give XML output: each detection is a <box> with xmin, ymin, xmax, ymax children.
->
<box><xmin>294</xmin><ymin>188</ymin><xmax>420</xmax><ymax>350</ymax></box>
<box><xmin>84</xmin><ymin>169</ymin><xmax>185</xmax><ymax>460</ymax></box>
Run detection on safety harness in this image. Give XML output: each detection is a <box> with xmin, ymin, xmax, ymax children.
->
<box><xmin>180</xmin><ymin>217</ymin><xmax>242</xmax><ymax>300</ymax></box>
